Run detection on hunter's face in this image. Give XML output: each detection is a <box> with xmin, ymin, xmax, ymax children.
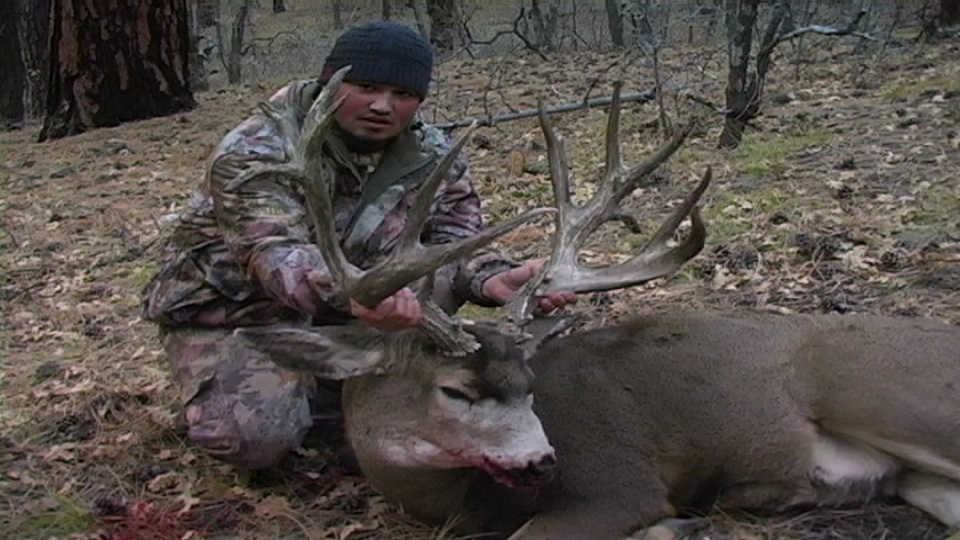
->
<box><xmin>334</xmin><ymin>81</ymin><xmax>422</xmax><ymax>143</ymax></box>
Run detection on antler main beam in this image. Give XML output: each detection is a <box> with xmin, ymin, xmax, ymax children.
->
<box><xmin>508</xmin><ymin>83</ymin><xmax>711</xmax><ymax>324</ymax></box>
<box><xmin>226</xmin><ymin>67</ymin><xmax>552</xmax><ymax>355</ymax></box>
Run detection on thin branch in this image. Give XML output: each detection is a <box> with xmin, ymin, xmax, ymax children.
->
<box><xmin>433</xmin><ymin>90</ymin><xmax>655</xmax><ymax>131</ymax></box>
<box><xmin>240</xmin><ymin>29</ymin><xmax>302</xmax><ymax>55</ymax></box>
<box><xmin>762</xmin><ymin>9</ymin><xmax>875</xmax><ymax>58</ymax></box>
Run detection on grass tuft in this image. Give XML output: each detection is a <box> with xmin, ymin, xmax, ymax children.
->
<box><xmin>734</xmin><ymin>129</ymin><xmax>832</xmax><ymax>179</ymax></box>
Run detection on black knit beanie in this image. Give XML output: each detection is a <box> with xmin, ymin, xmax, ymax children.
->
<box><xmin>321</xmin><ymin>22</ymin><xmax>434</xmax><ymax>99</ymax></box>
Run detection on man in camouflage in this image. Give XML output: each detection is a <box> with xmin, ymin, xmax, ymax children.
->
<box><xmin>142</xmin><ymin>22</ymin><xmax>573</xmax><ymax>469</ymax></box>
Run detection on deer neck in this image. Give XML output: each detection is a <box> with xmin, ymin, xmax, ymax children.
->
<box><xmin>361</xmin><ymin>458</ymin><xmax>480</xmax><ymax>522</ymax></box>
<box><xmin>359</xmin><ymin>456</ymin><xmax>536</xmax><ymax>536</ymax></box>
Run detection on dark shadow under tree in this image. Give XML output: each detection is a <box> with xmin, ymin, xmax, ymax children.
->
<box><xmin>40</xmin><ymin>0</ymin><xmax>195</xmax><ymax>141</ymax></box>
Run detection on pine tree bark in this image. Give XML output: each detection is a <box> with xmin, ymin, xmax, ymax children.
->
<box><xmin>40</xmin><ymin>0</ymin><xmax>195</xmax><ymax>141</ymax></box>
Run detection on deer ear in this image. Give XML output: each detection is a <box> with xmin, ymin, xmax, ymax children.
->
<box><xmin>233</xmin><ymin>325</ymin><xmax>384</xmax><ymax>380</ymax></box>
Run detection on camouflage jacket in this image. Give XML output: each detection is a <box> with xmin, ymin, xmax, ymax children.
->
<box><xmin>142</xmin><ymin>80</ymin><xmax>516</xmax><ymax>328</ymax></box>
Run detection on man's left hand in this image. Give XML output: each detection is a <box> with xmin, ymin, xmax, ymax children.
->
<box><xmin>482</xmin><ymin>260</ymin><xmax>578</xmax><ymax>315</ymax></box>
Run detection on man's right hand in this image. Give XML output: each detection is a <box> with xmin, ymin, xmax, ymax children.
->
<box><xmin>350</xmin><ymin>287</ymin><xmax>423</xmax><ymax>332</ymax></box>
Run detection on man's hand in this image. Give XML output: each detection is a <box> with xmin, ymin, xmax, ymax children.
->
<box><xmin>482</xmin><ymin>260</ymin><xmax>577</xmax><ymax>315</ymax></box>
<box><xmin>350</xmin><ymin>288</ymin><xmax>423</xmax><ymax>332</ymax></box>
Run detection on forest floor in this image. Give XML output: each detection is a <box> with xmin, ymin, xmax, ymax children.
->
<box><xmin>2</xmin><ymin>34</ymin><xmax>960</xmax><ymax>540</ymax></box>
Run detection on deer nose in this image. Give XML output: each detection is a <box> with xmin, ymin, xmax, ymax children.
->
<box><xmin>527</xmin><ymin>453</ymin><xmax>557</xmax><ymax>478</ymax></box>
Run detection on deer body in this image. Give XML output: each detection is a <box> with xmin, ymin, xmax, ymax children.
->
<box><xmin>329</xmin><ymin>312</ymin><xmax>960</xmax><ymax>539</ymax></box>
<box><xmin>521</xmin><ymin>311</ymin><xmax>960</xmax><ymax>538</ymax></box>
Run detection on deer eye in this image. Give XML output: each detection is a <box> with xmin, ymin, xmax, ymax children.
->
<box><xmin>440</xmin><ymin>386</ymin><xmax>476</xmax><ymax>404</ymax></box>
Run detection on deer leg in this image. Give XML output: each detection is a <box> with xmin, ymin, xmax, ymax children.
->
<box><xmin>898</xmin><ymin>471</ymin><xmax>960</xmax><ymax>529</ymax></box>
<box><xmin>716</xmin><ymin>480</ymin><xmax>819</xmax><ymax>509</ymax></box>
<box><xmin>505</xmin><ymin>455</ymin><xmax>677</xmax><ymax>540</ymax></box>
<box><xmin>625</xmin><ymin>517</ymin><xmax>708</xmax><ymax>540</ymax></box>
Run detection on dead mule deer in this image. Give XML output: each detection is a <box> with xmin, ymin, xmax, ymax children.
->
<box><xmin>233</xmin><ymin>70</ymin><xmax>960</xmax><ymax>540</ymax></box>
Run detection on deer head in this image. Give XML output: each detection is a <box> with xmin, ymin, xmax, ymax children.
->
<box><xmin>231</xmin><ymin>69</ymin><xmax>710</xmax><ymax>517</ymax></box>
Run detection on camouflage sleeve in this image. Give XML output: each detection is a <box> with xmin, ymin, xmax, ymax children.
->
<box><xmin>420</xmin><ymin>126</ymin><xmax>518</xmax><ymax>307</ymax></box>
<box><xmin>209</xmin><ymin>81</ymin><xmax>347</xmax><ymax>317</ymax></box>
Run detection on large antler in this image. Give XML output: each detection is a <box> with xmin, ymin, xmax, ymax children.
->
<box><xmin>507</xmin><ymin>83</ymin><xmax>711</xmax><ymax>324</ymax></box>
<box><xmin>226</xmin><ymin>67</ymin><xmax>553</xmax><ymax>355</ymax></box>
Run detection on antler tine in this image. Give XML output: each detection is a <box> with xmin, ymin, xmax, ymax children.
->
<box><xmin>508</xmin><ymin>87</ymin><xmax>711</xmax><ymax>324</ymax></box>
<box><xmin>604</xmin><ymin>81</ymin><xmax>624</xmax><ymax>179</ymax></box>
<box><xmin>399</xmin><ymin>122</ymin><xmax>479</xmax><ymax>250</ymax></box>
<box><xmin>223</xmin><ymin>67</ymin><xmax>358</xmax><ymax>291</ymax></box>
<box><xmin>505</xmin><ymin>100</ymin><xmax>573</xmax><ymax>325</ymax></box>
<box><xmin>554</xmin><ymin>169</ymin><xmax>708</xmax><ymax>293</ymax></box>
<box><xmin>302</xmin><ymin>67</ymin><xmax>351</xmax><ymax>162</ymax></box>
<box><xmin>345</xmin><ymin>123</ymin><xmax>554</xmax><ymax>308</ymax></box>
<box><xmin>537</xmin><ymin>97</ymin><xmax>572</xmax><ymax>210</ymax></box>
<box><xmin>614</xmin><ymin>124</ymin><xmax>692</xmax><ymax>202</ymax></box>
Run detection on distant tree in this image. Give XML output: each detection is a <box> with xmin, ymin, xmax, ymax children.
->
<box><xmin>525</xmin><ymin>0</ymin><xmax>558</xmax><ymax>51</ymax></box>
<box><xmin>217</xmin><ymin>0</ymin><xmax>253</xmax><ymax>84</ymax></box>
<box><xmin>0</xmin><ymin>6</ymin><xmax>24</xmax><ymax>128</ymax></box>
<box><xmin>2</xmin><ymin>0</ymin><xmax>50</xmax><ymax>128</ymax></box>
<box><xmin>17</xmin><ymin>0</ymin><xmax>50</xmax><ymax>122</ymax></box>
<box><xmin>40</xmin><ymin>0</ymin><xmax>195</xmax><ymax>141</ymax></box>
<box><xmin>719</xmin><ymin>0</ymin><xmax>761</xmax><ymax>149</ymax></box>
<box><xmin>197</xmin><ymin>0</ymin><xmax>218</xmax><ymax>27</ymax></box>
<box><xmin>332</xmin><ymin>0</ymin><xmax>343</xmax><ymax>29</ymax></box>
<box><xmin>273</xmin><ymin>0</ymin><xmax>286</xmax><ymax>13</ymax></box>
<box><xmin>382</xmin><ymin>0</ymin><xmax>392</xmax><ymax>20</ymax></box>
<box><xmin>605</xmin><ymin>0</ymin><xmax>624</xmax><ymax>48</ymax></box>
<box><xmin>943</xmin><ymin>0</ymin><xmax>960</xmax><ymax>26</ymax></box>
<box><xmin>188</xmin><ymin>0</ymin><xmax>219</xmax><ymax>91</ymax></box>
<box><xmin>426</xmin><ymin>0</ymin><xmax>457</xmax><ymax>50</ymax></box>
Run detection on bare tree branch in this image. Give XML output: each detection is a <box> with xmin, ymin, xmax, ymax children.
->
<box><xmin>434</xmin><ymin>90</ymin><xmax>655</xmax><ymax>131</ymax></box>
<box><xmin>761</xmin><ymin>9</ymin><xmax>875</xmax><ymax>58</ymax></box>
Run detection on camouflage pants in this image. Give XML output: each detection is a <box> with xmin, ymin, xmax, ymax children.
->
<box><xmin>162</xmin><ymin>270</ymin><xmax>464</xmax><ymax>470</ymax></box>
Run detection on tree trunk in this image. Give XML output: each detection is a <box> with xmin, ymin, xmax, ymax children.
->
<box><xmin>406</xmin><ymin>0</ymin><xmax>428</xmax><ymax>37</ymax></box>
<box><xmin>382</xmin><ymin>0</ymin><xmax>392</xmax><ymax>20</ymax></box>
<box><xmin>1</xmin><ymin>4</ymin><xmax>24</xmax><ymax>129</ymax></box>
<box><xmin>187</xmin><ymin>0</ymin><xmax>217</xmax><ymax>92</ymax></box>
<box><xmin>15</xmin><ymin>0</ymin><xmax>50</xmax><ymax>123</ymax></box>
<box><xmin>605</xmin><ymin>0</ymin><xmax>624</xmax><ymax>48</ymax></box>
<box><xmin>718</xmin><ymin>0</ymin><xmax>759</xmax><ymax>149</ymax></box>
<box><xmin>527</xmin><ymin>0</ymin><xmax>555</xmax><ymax>50</ymax></box>
<box><xmin>426</xmin><ymin>0</ymin><xmax>457</xmax><ymax>51</ymax></box>
<box><xmin>332</xmin><ymin>0</ymin><xmax>343</xmax><ymax>29</ymax></box>
<box><xmin>197</xmin><ymin>0</ymin><xmax>218</xmax><ymax>28</ymax></box>
<box><xmin>943</xmin><ymin>0</ymin><xmax>960</xmax><ymax>26</ymax></box>
<box><xmin>273</xmin><ymin>0</ymin><xmax>286</xmax><ymax>13</ymax></box>
<box><xmin>223</xmin><ymin>0</ymin><xmax>252</xmax><ymax>84</ymax></box>
<box><xmin>40</xmin><ymin>0</ymin><xmax>195</xmax><ymax>141</ymax></box>
<box><xmin>627</xmin><ymin>0</ymin><xmax>655</xmax><ymax>42</ymax></box>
